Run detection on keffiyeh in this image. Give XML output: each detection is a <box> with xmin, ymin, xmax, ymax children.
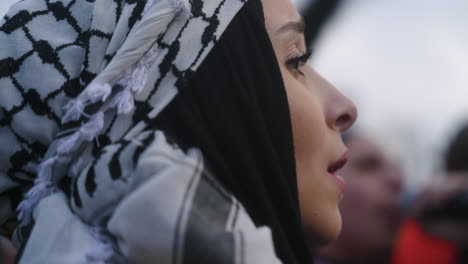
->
<box><xmin>0</xmin><ymin>0</ymin><xmax>310</xmax><ymax>263</ymax></box>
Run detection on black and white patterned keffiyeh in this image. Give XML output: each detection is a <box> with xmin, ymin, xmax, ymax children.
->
<box><xmin>0</xmin><ymin>0</ymin><xmax>311</xmax><ymax>262</ymax></box>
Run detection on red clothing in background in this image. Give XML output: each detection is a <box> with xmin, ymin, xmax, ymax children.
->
<box><xmin>391</xmin><ymin>219</ymin><xmax>459</xmax><ymax>264</ymax></box>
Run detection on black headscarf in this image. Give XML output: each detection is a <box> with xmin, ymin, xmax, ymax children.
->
<box><xmin>153</xmin><ymin>0</ymin><xmax>312</xmax><ymax>263</ymax></box>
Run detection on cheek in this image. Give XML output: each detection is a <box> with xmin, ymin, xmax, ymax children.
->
<box><xmin>281</xmin><ymin>67</ymin><xmax>342</xmax><ymax>246</ymax></box>
<box><xmin>297</xmin><ymin>170</ymin><xmax>343</xmax><ymax>247</ymax></box>
<box><xmin>282</xmin><ymin>68</ymin><xmax>325</xmax><ymax>163</ymax></box>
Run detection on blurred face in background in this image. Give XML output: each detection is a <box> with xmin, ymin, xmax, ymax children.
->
<box><xmin>316</xmin><ymin>134</ymin><xmax>404</xmax><ymax>263</ymax></box>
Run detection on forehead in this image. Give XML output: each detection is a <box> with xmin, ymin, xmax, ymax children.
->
<box><xmin>262</xmin><ymin>0</ymin><xmax>302</xmax><ymax>32</ymax></box>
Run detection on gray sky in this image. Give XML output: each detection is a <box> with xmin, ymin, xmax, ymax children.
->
<box><xmin>305</xmin><ymin>0</ymin><xmax>468</xmax><ymax>187</ymax></box>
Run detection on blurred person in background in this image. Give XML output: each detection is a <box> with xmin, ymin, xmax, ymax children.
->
<box><xmin>312</xmin><ymin>125</ymin><xmax>468</xmax><ymax>264</ymax></box>
<box><xmin>445</xmin><ymin>123</ymin><xmax>468</xmax><ymax>173</ymax></box>
<box><xmin>0</xmin><ymin>236</ymin><xmax>16</xmax><ymax>264</ymax></box>
<box><xmin>392</xmin><ymin>122</ymin><xmax>468</xmax><ymax>264</ymax></box>
<box><xmin>313</xmin><ymin>131</ymin><xmax>404</xmax><ymax>264</ymax></box>
<box><xmin>299</xmin><ymin>0</ymin><xmax>342</xmax><ymax>47</ymax></box>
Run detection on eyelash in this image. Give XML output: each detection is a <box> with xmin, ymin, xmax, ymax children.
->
<box><xmin>286</xmin><ymin>49</ymin><xmax>313</xmax><ymax>76</ymax></box>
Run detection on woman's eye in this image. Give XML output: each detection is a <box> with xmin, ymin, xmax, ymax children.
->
<box><xmin>286</xmin><ymin>49</ymin><xmax>313</xmax><ymax>76</ymax></box>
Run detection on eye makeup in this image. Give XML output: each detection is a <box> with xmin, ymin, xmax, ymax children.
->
<box><xmin>286</xmin><ymin>48</ymin><xmax>313</xmax><ymax>75</ymax></box>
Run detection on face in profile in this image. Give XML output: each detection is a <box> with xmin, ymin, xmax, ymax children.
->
<box><xmin>317</xmin><ymin>134</ymin><xmax>403</xmax><ymax>261</ymax></box>
<box><xmin>261</xmin><ymin>0</ymin><xmax>358</xmax><ymax>246</ymax></box>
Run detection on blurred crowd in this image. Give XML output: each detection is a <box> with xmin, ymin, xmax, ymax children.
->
<box><xmin>313</xmin><ymin>123</ymin><xmax>468</xmax><ymax>264</ymax></box>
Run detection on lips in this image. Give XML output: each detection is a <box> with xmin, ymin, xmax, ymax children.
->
<box><xmin>328</xmin><ymin>152</ymin><xmax>348</xmax><ymax>193</ymax></box>
<box><xmin>328</xmin><ymin>153</ymin><xmax>348</xmax><ymax>174</ymax></box>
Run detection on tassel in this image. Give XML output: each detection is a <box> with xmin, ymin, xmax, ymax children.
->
<box><xmin>17</xmin><ymin>156</ymin><xmax>59</xmax><ymax>226</ymax></box>
<box><xmin>80</xmin><ymin>112</ymin><xmax>105</xmax><ymax>141</ymax></box>
<box><xmin>172</xmin><ymin>0</ymin><xmax>191</xmax><ymax>15</ymax></box>
<box><xmin>56</xmin><ymin>132</ymin><xmax>82</xmax><ymax>155</ymax></box>
<box><xmin>111</xmin><ymin>89</ymin><xmax>135</xmax><ymax>115</ymax></box>
<box><xmin>17</xmin><ymin>181</ymin><xmax>55</xmax><ymax>226</ymax></box>
<box><xmin>37</xmin><ymin>156</ymin><xmax>58</xmax><ymax>181</ymax></box>
<box><xmin>113</xmin><ymin>44</ymin><xmax>160</xmax><ymax>97</ymax></box>
<box><xmin>116</xmin><ymin>74</ymin><xmax>131</xmax><ymax>90</ymax></box>
<box><xmin>139</xmin><ymin>43</ymin><xmax>160</xmax><ymax>68</ymax></box>
<box><xmin>87</xmin><ymin>82</ymin><xmax>113</xmax><ymax>103</ymax></box>
<box><xmin>131</xmin><ymin>46</ymin><xmax>159</xmax><ymax>94</ymax></box>
<box><xmin>62</xmin><ymin>100</ymin><xmax>85</xmax><ymax>123</ymax></box>
<box><xmin>129</xmin><ymin>66</ymin><xmax>147</xmax><ymax>95</ymax></box>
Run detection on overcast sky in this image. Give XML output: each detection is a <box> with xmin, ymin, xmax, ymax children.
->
<box><xmin>304</xmin><ymin>0</ymin><xmax>468</xmax><ymax>187</ymax></box>
<box><xmin>2</xmin><ymin>0</ymin><xmax>468</xmax><ymax>188</ymax></box>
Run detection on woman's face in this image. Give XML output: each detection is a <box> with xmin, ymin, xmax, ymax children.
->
<box><xmin>261</xmin><ymin>0</ymin><xmax>358</xmax><ymax>246</ymax></box>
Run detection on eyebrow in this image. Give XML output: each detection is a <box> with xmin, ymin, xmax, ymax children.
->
<box><xmin>276</xmin><ymin>17</ymin><xmax>306</xmax><ymax>35</ymax></box>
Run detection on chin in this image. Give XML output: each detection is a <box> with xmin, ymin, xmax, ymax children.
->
<box><xmin>304</xmin><ymin>208</ymin><xmax>343</xmax><ymax>247</ymax></box>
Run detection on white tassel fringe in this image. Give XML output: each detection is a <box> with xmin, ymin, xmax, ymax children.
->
<box><xmin>172</xmin><ymin>0</ymin><xmax>191</xmax><ymax>15</ymax></box>
<box><xmin>87</xmin><ymin>82</ymin><xmax>113</xmax><ymax>103</ymax></box>
<box><xmin>128</xmin><ymin>65</ymin><xmax>147</xmax><ymax>95</ymax></box>
<box><xmin>111</xmin><ymin>89</ymin><xmax>135</xmax><ymax>115</ymax></box>
<box><xmin>62</xmin><ymin>100</ymin><xmax>85</xmax><ymax>123</ymax></box>
<box><xmin>80</xmin><ymin>112</ymin><xmax>105</xmax><ymax>141</ymax></box>
<box><xmin>17</xmin><ymin>156</ymin><xmax>59</xmax><ymax>226</ymax></box>
<box><xmin>56</xmin><ymin>132</ymin><xmax>82</xmax><ymax>155</ymax></box>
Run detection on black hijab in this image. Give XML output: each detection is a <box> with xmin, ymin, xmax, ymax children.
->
<box><xmin>153</xmin><ymin>0</ymin><xmax>312</xmax><ymax>263</ymax></box>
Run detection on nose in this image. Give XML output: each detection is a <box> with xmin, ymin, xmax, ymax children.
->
<box><xmin>326</xmin><ymin>87</ymin><xmax>358</xmax><ymax>133</ymax></box>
